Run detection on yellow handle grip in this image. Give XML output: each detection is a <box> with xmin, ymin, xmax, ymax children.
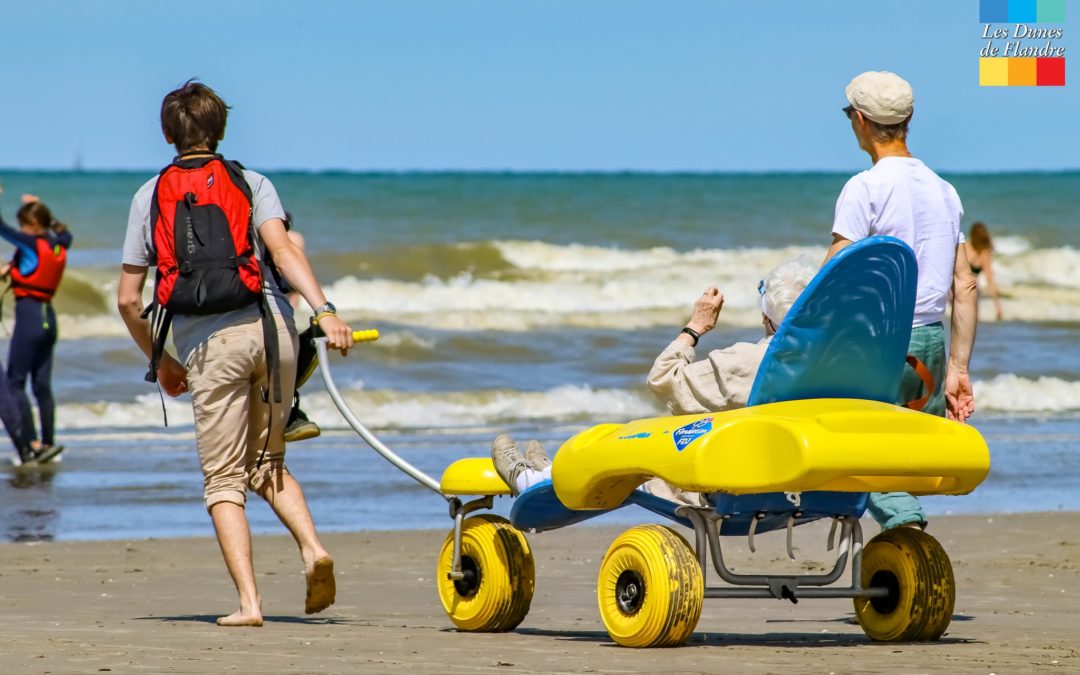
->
<box><xmin>352</xmin><ymin>329</ymin><xmax>380</xmax><ymax>343</ymax></box>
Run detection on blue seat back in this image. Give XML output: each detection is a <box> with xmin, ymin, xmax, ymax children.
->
<box><xmin>747</xmin><ymin>236</ymin><xmax>917</xmax><ymax>407</ymax></box>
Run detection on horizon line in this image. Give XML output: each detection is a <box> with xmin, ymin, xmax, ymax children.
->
<box><xmin>3</xmin><ymin>166</ymin><xmax>1079</xmax><ymax>177</ymax></box>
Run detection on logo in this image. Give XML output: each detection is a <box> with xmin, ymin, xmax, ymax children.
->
<box><xmin>672</xmin><ymin>417</ymin><xmax>712</xmax><ymax>452</ymax></box>
<box><xmin>207</xmin><ymin>174</ymin><xmax>215</xmax><ymax>188</ymax></box>
<box><xmin>979</xmin><ymin>0</ymin><xmax>1067</xmax><ymax>86</ymax></box>
<box><xmin>618</xmin><ymin>432</ymin><xmax>651</xmax><ymax>440</ymax></box>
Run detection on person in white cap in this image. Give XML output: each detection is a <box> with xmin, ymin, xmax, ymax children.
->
<box><xmin>823</xmin><ymin>71</ymin><xmax>979</xmax><ymax>530</ymax></box>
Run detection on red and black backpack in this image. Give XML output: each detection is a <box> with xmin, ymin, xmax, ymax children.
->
<box><xmin>143</xmin><ymin>154</ymin><xmax>281</xmax><ymax>417</ymax></box>
<box><xmin>149</xmin><ymin>154</ymin><xmax>262</xmax><ymax>315</ymax></box>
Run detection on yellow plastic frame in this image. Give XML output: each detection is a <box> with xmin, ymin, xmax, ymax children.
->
<box><xmin>551</xmin><ymin>399</ymin><xmax>990</xmax><ymax>510</ymax></box>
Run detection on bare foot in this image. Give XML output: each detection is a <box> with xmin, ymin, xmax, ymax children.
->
<box><xmin>304</xmin><ymin>553</ymin><xmax>336</xmax><ymax>614</ymax></box>
<box><xmin>216</xmin><ymin>609</ymin><xmax>263</xmax><ymax>627</ymax></box>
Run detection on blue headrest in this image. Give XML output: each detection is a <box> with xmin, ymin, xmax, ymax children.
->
<box><xmin>747</xmin><ymin>236</ymin><xmax>917</xmax><ymax>407</ymax></box>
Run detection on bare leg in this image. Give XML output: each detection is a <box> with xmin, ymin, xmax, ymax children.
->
<box><xmin>255</xmin><ymin>470</ymin><xmax>335</xmax><ymax>614</ymax></box>
<box><xmin>209</xmin><ymin>502</ymin><xmax>264</xmax><ymax>626</ymax></box>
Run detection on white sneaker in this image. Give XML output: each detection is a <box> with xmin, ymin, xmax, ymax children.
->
<box><xmin>524</xmin><ymin>440</ymin><xmax>552</xmax><ymax>471</ymax></box>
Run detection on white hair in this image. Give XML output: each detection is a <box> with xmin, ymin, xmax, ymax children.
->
<box><xmin>762</xmin><ymin>255</ymin><xmax>818</xmax><ymax>326</ymax></box>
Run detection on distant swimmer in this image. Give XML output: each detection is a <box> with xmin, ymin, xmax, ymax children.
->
<box><xmin>0</xmin><ymin>184</ymin><xmax>70</xmax><ymax>464</ymax></box>
<box><xmin>966</xmin><ymin>222</ymin><xmax>1004</xmax><ymax>321</ymax></box>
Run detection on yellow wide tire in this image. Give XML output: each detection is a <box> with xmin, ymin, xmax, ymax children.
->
<box><xmin>854</xmin><ymin>527</ymin><xmax>956</xmax><ymax>641</ymax></box>
<box><xmin>436</xmin><ymin>514</ymin><xmax>535</xmax><ymax>632</ymax></box>
<box><xmin>597</xmin><ymin>525</ymin><xmax>703</xmax><ymax>648</ymax></box>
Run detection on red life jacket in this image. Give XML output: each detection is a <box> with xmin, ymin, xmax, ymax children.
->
<box><xmin>11</xmin><ymin>237</ymin><xmax>67</xmax><ymax>301</ymax></box>
<box><xmin>149</xmin><ymin>155</ymin><xmax>263</xmax><ymax>314</ymax></box>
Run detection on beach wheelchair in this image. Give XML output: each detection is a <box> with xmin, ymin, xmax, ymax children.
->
<box><xmin>316</xmin><ymin>236</ymin><xmax>990</xmax><ymax>647</ymax></box>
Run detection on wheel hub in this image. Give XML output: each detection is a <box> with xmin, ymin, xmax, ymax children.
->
<box><xmin>454</xmin><ymin>555</ymin><xmax>482</xmax><ymax>598</ymax></box>
<box><xmin>615</xmin><ymin>569</ymin><xmax>645</xmax><ymax>615</ymax></box>
<box><xmin>869</xmin><ymin>570</ymin><xmax>901</xmax><ymax>614</ymax></box>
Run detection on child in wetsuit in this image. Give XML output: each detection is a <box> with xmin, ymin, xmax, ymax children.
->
<box><xmin>267</xmin><ymin>213</ymin><xmax>320</xmax><ymax>442</ymax></box>
<box><xmin>0</xmin><ymin>192</ymin><xmax>71</xmax><ymax>464</ymax></box>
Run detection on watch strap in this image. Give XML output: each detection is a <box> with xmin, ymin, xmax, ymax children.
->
<box><xmin>680</xmin><ymin>326</ymin><xmax>701</xmax><ymax>346</ymax></box>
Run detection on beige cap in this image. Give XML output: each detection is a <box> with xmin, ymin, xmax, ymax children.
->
<box><xmin>844</xmin><ymin>71</ymin><xmax>913</xmax><ymax>125</ymax></box>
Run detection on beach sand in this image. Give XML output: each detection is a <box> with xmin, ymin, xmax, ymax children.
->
<box><xmin>0</xmin><ymin>512</ymin><xmax>1077</xmax><ymax>674</ymax></box>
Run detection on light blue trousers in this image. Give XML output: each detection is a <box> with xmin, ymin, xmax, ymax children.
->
<box><xmin>867</xmin><ymin>323</ymin><xmax>945</xmax><ymax>529</ymax></box>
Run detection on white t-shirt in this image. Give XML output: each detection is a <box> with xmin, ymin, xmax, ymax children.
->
<box><xmin>832</xmin><ymin>157</ymin><xmax>964</xmax><ymax>327</ymax></box>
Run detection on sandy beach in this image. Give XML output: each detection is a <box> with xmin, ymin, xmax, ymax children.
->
<box><xmin>0</xmin><ymin>511</ymin><xmax>1076</xmax><ymax>674</ymax></box>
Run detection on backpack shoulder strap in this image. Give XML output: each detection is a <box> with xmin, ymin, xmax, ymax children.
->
<box><xmin>220</xmin><ymin>158</ymin><xmax>253</xmax><ymax>205</ymax></box>
<box><xmin>147</xmin><ymin>163</ymin><xmax>177</xmax><ymax>250</ymax></box>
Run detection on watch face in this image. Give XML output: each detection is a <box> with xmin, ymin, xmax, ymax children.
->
<box><xmin>324</xmin><ymin>302</ymin><xmax>337</xmax><ymax>313</ymax></box>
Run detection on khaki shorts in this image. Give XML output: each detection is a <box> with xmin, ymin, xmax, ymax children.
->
<box><xmin>185</xmin><ymin>313</ymin><xmax>298</xmax><ymax>510</ymax></box>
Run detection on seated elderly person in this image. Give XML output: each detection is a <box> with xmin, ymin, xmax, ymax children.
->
<box><xmin>492</xmin><ymin>257</ymin><xmax>818</xmax><ymax>503</ymax></box>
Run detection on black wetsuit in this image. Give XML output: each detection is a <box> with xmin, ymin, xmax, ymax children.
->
<box><xmin>0</xmin><ymin>215</ymin><xmax>71</xmax><ymax>447</ymax></box>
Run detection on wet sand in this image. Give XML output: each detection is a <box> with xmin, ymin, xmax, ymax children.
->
<box><xmin>0</xmin><ymin>512</ymin><xmax>1077</xmax><ymax>674</ymax></box>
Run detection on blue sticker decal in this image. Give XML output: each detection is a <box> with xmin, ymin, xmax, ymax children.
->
<box><xmin>618</xmin><ymin>432</ymin><xmax>651</xmax><ymax>440</ymax></box>
<box><xmin>673</xmin><ymin>417</ymin><xmax>713</xmax><ymax>451</ymax></box>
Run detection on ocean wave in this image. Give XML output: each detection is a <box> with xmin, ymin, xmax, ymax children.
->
<box><xmin>974</xmin><ymin>374</ymin><xmax>1080</xmax><ymax>413</ymax></box>
<box><xmin>48</xmin><ymin>239</ymin><xmax>1080</xmax><ymax>333</ymax></box>
<box><xmin>53</xmin><ymin>385</ymin><xmax>662</xmax><ymax>432</ymax></box>
<box><xmin>494</xmin><ymin>240</ymin><xmax>822</xmax><ymax>274</ymax></box>
<box><xmin>995</xmin><ymin>246</ymin><xmax>1080</xmax><ymax>289</ymax></box>
<box><xmin>50</xmin><ymin>373</ymin><xmax>1080</xmax><ymax>434</ymax></box>
<box><xmin>991</xmin><ymin>235</ymin><xmax>1032</xmax><ymax>257</ymax></box>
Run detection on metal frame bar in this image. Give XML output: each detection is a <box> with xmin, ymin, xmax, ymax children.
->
<box><xmin>316</xmin><ymin>337</ymin><xmax>891</xmax><ymax>603</ymax></box>
<box><xmin>315</xmin><ymin>337</ymin><xmax>447</xmax><ymax>498</ymax></box>
<box><xmin>679</xmin><ymin>508</ymin><xmax>888</xmax><ymax>602</ymax></box>
<box><xmin>315</xmin><ymin>337</ymin><xmax>498</xmax><ymax>581</ymax></box>
<box><xmin>447</xmin><ymin>496</ymin><xmax>495</xmax><ymax>580</ymax></box>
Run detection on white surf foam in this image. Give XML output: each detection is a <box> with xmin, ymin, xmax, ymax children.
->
<box><xmin>995</xmin><ymin>246</ymin><xmax>1080</xmax><ymax>290</ymax></box>
<box><xmin>54</xmin><ymin>385</ymin><xmax>663</xmax><ymax>432</ymax></box>
<box><xmin>991</xmin><ymin>235</ymin><xmax>1032</xmax><ymax>257</ymax></box>
<box><xmin>55</xmin><ymin>239</ymin><xmax>1080</xmax><ymax>335</ymax></box>
<box><xmin>51</xmin><ymin>372</ymin><xmax>1080</xmax><ymax>434</ymax></box>
<box><xmin>974</xmin><ymin>374</ymin><xmax>1080</xmax><ymax>413</ymax></box>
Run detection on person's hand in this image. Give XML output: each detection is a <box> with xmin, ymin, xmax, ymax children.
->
<box><xmin>0</xmin><ymin>263</ymin><xmax>9</xmax><ymax>279</ymax></box>
<box><xmin>318</xmin><ymin>314</ymin><xmax>354</xmax><ymax>356</ymax></box>
<box><xmin>944</xmin><ymin>363</ymin><xmax>975</xmax><ymax>423</ymax></box>
<box><xmin>21</xmin><ymin>193</ymin><xmax>39</xmax><ymax>205</ymax></box>
<box><xmin>687</xmin><ymin>287</ymin><xmax>724</xmax><ymax>334</ymax></box>
<box><xmin>158</xmin><ymin>354</ymin><xmax>189</xmax><ymax>397</ymax></box>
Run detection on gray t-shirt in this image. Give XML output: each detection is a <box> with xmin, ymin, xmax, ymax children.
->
<box><xmin>122</xmin><ymin>167</ymin><xmax>295</xmax><ymax>365</ymax></box>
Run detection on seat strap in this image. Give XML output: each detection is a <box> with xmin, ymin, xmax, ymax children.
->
<box><xmin>901</xmin><ymin>354</ymin><xmax>935</xmax><ymax>412</ymax></box>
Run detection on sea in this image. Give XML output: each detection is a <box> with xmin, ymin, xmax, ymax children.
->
<box><xmin>0</xmin><ymin>170</ymin><xmax>1078</xmax><ymax>542</ymax></box>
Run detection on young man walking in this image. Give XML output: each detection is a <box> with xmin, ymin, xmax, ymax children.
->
<box><xmin>117</xmin><ymin>80</ymin><xmax>354</xmax><ymax>626</ymax></box>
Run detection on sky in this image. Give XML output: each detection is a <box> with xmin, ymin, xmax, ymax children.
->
<box><xmin>0</xmin><ymin>0</ymin><xmax>1076</xmax><ymax>172</ymax></box>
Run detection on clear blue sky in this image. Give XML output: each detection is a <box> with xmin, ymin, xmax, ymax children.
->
<box><xmin>1</xmin><ymin>0</ymin><xmax>1076</xmax><ymax>171</ymax></box>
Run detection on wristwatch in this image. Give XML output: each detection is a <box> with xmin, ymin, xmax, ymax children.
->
<box><xmin>312</xmin><ymin>301</ymin><xmax>338</xmax><ymax>327</ymax></box>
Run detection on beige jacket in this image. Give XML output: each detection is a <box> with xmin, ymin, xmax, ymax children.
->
<box><xmin>641</xmin><ymin>336</ymin><xmax>771</xmax><ymax>506</ymax></box>
<box><xmin>646</xmin><ymin>337</ymin><xmax>771</xmax><ymax>416</ymax></box>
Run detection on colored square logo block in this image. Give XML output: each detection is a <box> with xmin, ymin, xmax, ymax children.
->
<box><xmin>1037</xmin><ymin>57</ymin><xmax>1066</xmax><ymax>85</ymax></box>
<box><xmin>1009</xmin><ymin>0</ymin><xmax>1038</xmax><ymax>22</ymax></box>
<box><xmin>980</xmin><ymin>58</ymin><xmax>1010</xmax><ymax>86</ymax></box>
<box><xmin>980</xmin><ymin>0</ymin><xmax>1009</xmax><ymax>22</ymax></box>
<box><xmin>1037</xmin><ymin>0</ymin><xmax>1066</xmax><ymax>22</ymax></box>
<box><xmin>1008</xmin><ymin>58</ymin><xmax>1038</xmax><ymax>85</ymax></box>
